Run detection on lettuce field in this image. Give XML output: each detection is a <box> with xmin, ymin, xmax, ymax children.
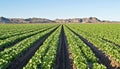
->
<box><xmin>0</xmin><ymin>24</ymin><xmax>120</xmax><ymax>69</ymax></box>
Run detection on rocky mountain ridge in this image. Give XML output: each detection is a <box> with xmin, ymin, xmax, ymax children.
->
<box><xmin>0</xmin><ymin>17</ymin><xmax>110</xmax><ymax>23</ymax></box>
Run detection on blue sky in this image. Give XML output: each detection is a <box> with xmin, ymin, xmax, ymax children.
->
<box><xmin>0</xmin><ymin>0</ymin><xmax>120</xmax><ymax>21</ymax></box>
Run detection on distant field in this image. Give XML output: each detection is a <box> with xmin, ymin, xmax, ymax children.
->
<box><xmin>0</xmin><ymin>24</ymin><xmax>120</xmax><ymax>69</ymax></box>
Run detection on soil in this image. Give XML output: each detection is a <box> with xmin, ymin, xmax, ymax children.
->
<box><xmin>0</xmin><ymin>48</ymin><xmax>3</xmax><ymax>51</ymax></box>
<box><xmin>102</xmin><ymin>38</ymin><xmax>120</xmax><ymax>48</ymax></box>
<box><xmin>54</xmin><ymin>25</ymin><xmax>74</xmax><ymax>69</ymax></box>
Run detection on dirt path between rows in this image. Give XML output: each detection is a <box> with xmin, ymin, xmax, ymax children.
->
<box><xmin>54</xmin><ymin>25</ymin><xmax>74</xmax><ymax>69</ymax></box>
<box><xmin>102</xmin><ymin>38</ymin><xmax>120</xmax><ymax>48</ymax></box>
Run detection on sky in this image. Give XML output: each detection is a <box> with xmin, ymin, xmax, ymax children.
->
<box><xmin>0</xmin><ymin>0</ymin><xmax>120</xmax><ymax>21</ymax></box>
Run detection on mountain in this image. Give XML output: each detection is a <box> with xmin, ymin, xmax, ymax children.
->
<box><xmin>0</xmin><ymin>17</ymin><xmax>111</xmax><ymax>23</ymax></box>
<box><xmin>55</xmin><ymin>17</ymin><xmax>101</xmax><ymax>23</ymax></box>
<box><xmin>0</xmin><ymin>17</ymin><xmax>10</xmax><ymax>23</ymax></box>
<box><xmin>0</xmin><ymin>17</ymin><xmax>54</xmax><ymax>23</ymax></box>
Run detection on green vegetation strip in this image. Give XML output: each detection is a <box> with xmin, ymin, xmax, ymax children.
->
<box><xmin>66</xmin><ymin>24</ymin><xmax>120</xmax><ymax>65</ymax></box>
<box><xmin>0</xmin><ymin>26</ymin><xmax>57</xmax><ymax>69</ymax></box>
<box><xmin>24</xmin><ymin>25</ymin><xmax>61</xmax><ymax>69</ymax></box>
<box><xmin>64</xmin><ymin>26</ymin><xmax>106</xmax><ymax>69</ymax></box>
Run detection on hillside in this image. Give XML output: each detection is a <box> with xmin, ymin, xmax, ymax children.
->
<box><xmin>0</xmin><ymin>17</ymin><xmax>108</xmax><ymax>23</ymax></box>
<box><xmin>0</xmin><ymin>17</ymin><xmax>54</xmax><ymax>23</ymax></box>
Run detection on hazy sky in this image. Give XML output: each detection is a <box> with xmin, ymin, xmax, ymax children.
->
<box><xmin>0</xmin><ymin>0</ymin><xmax>120</xmax><ymax>21</ymax></box>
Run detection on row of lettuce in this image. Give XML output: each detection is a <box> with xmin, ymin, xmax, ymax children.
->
<box><xmin>24</xmin><ymin>25</ymin><xmax>107</xmax><ymax>69</ymax></box>
<box><xmin>64</xmin><ymin>26</ymin><xmax>106</xmax><ymax>69</ymax></box>
<box><xmin>0</xmin><ymin>24</ymin><xmax>56</xmax><ymax>48</ymax></box>
<box><xmin>0</xmin><ymin>24</ymin><xmax>56</xmax><ymax>40</ymax></box>
<box><xmin>0</xmin><ymin>24</ymin><xmax>59</xmax><ymax>69</ymax></box>
<box><xmin>24</xmin><ymin>25</ymin><xmax>61</xmax><ymax>69</ymax></box>
<box><xmin>23</xmin><ymin>25</ymin><xmax>107</xmax><ymax>69</ymax></box>
<box><xmin>1</xmin><ymin>24</ymin><xmax>116</xmax><ymax>69</ymax></box>
<box><xmin>66</xmin><ymin>24</ymin><xmax>120</xmax><ymax>64</ymax></box>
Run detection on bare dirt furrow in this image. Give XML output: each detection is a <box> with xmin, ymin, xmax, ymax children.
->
<box><xmin>66</xmin><ymin>26</ymin><xmax>120</xmax><ymax>69</ymax></box>
<box><xmin>102</xmin><ymin>38</ymin><xmax>120</xmax><ymax>48</ymax></box>
<box><xmin>7</xmin><ymin>26</ymin><xmax>59</xmax><ymax>69</ymax></box>
<box><xmin>54</xmin><ymin>25</ymin><xmax>73</xmax><ymax>69</ymax></box>
<box><xmin>0</xmin><ymin>26</ymin><xmax>54</xmax><ymax>52</ymax></box>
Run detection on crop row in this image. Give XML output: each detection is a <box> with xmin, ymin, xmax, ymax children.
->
<box><xmin>66</xmin><ymin>24</ymin><xmax>120</xmax><ymax>64</ymax></box>
<box><xmin>0</xmin><ymin>24</ymin><xmax>119</xmax><ymax>69</ymax></box>
<box><xmin>24</xmin><ymin>25</ymin><xmax>61</xmax><ymax>69</ymax></box>
<box><xmin>64</xmin><ymin>26</ymin><xmax>106</xmax><ymax>69</ymax></box>
<box><xmin>0</xmin><ymin>25</ymin><xmax>56</xmax><ymax>49</ymax></box>
<box><xmin>0</xmin><ymin>24</ymin><xmax>55</xmax><ymax>39</ymax></box>
<box><xmin>0</xmin><ymin>26</ymin><xmax>58</xmax><ymax>69</ymax></box>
